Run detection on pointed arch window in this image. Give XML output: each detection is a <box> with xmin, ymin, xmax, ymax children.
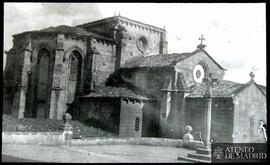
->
<box><xmin>34</xmin><ymin>48</ymin><xmax>51</xmax><ymax>118</ymax></box>
<box><xmin>67</xmin><ymin>50</ymin><xmax>82</xmax><ymax>104</ymax></box>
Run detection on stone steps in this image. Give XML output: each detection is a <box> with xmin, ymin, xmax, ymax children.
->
<box><xmin>188</xmin><ymin>153</ymin><xmax>211</xmax><ymax>161</ymax></box>
<box><xmin>177</xmin><ymin>155</ymin><xmax>211</xmax><ymax>163</ymax></box>
<box><xmin>177</xmin><ymin>146</ymin><xmax>212</xmax><ymax>163</ymax></box>
<box><xmin>196</xmin><ymin>148</ymin><xmax>211</xmax><ymax>155</ymax></box>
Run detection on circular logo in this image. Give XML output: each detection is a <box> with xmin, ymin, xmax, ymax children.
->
<box><xmin>193</xmin><ymin>64</ymin><xmax>205</xmax><ymax>83</ymax></box>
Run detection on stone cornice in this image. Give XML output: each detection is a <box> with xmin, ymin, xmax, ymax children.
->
<box><xmin>76</xmin><ymin>16</ymin><xmax>166</xmax><ymax>33</ymax></box>
<box><xmin>76</xmin><ymin>16</ymin><xmax>118</xmax><ymax>27</ymax></box>
<box><xmin>118</xmin><ymin>16</ymin><xmax>165</xmax><ymax>33</ymax></box>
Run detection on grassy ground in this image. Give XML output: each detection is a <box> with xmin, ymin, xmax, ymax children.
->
<box><xmin>2</xmin><ymin>114</ymin><xmax>117</xmax><ymax>139</ymax></box>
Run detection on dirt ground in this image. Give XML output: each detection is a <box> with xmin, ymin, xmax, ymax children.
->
<box><xmin>2</xmin><ymin>144</ymin><xmax>194</xmax><ymax>163</ymax></box>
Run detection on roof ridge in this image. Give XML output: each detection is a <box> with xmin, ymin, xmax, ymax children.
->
<box><xmin>40</xmin><ymin>24</ymin><xmax>71</xmax><ymax>30</ymax></box>
<box><xmin>219</xmin><ymin>79</ymin><xmax>243</xmax><ymax>85</ymax></box>
<box><xmin>80</xmin><ymin>85</ymin><xmax>152</xmax><ymax>101</ymax></box>
<box><xmin>200</xmin><ymin>49</ymin><xmax>226</xmax><ymax>71</ymax></box>
<box><xmin>254</xmin><ymin>82</ymin><xmax>266</xmax><ymax>96</ymax></box>
<box><xmin>186</xmin><ymin>79</ymin><xmax>251</xmax><ymax>98</ymax></box>
<box><xmin>122</xmin><ymin>52</ymin><xmax>194</xmax><ymax>68</ymax></box>
<box><xmin>119</xmin><ymin>75</ymin><xmax>157</xmax><ymax>99</ymax></box>
<box><xmin>124</xmin><ymin>55</ymin><xmax>144</xmax><ymax>65</ymax></box>
<box><xmin>229</xmin><ymin>80</ymin><xmax>256</xmax><ymax>96</ymax></box>
<box><xmin>255</xmin><ymin>82</ymin><xmax>266</xmax><ymax>88</ymax></box>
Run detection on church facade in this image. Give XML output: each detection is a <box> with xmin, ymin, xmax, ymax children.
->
<box><xmin>3</xmin><ymin>15</ymin><xmax>266</xmax><ymax>143</ymax></box>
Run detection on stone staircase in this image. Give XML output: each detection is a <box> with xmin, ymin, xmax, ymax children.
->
<box><xmin>177</xmin><ymin>147</ymin><xmax>211</xmax><ymax>163</ymax></box>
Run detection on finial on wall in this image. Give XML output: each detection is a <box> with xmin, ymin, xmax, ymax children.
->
<box><xmin>249</xmin><ymin>71</ymin><xmax>255</xmax><ymax>81</ymax></box>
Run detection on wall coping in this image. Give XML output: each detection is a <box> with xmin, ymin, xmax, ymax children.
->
<box><xmin>71</xmin><ymin>137</ymin><xmax>183</xmax><ymax>147</ymax></box>
<box><xmin>3</xmin><ymin>132</ymin><xmax>184</xmax><ymax>147</ymax></box>
<box><xmin>2</xmin><ymin>131</ymin><xmax>65</xmax><ymax>146</ymax></box>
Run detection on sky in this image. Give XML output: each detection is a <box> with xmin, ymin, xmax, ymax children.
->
<box><xmin>3</xmin><ymin>3</ymin><xmax>266</xmax><ymax>86</ymax></box>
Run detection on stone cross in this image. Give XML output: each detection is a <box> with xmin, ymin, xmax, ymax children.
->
<box><xmin>199</xmin><ymin>34</ymin><xmax>205</xmax><ymax>44</ymax></box>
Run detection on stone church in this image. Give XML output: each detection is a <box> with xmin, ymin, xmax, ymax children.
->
<box><xmin>3</xmin><ymin>15</ymin><xmax>266</xmax><ymax>143</ymax></box>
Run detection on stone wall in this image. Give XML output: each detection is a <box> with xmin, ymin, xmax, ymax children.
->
<box><xmin>119</xmin><ymin>100</ymin><xmax>143</xmax><ymax>137</ymax></box>
<box><xmin>2</xmin><ymin>132</ymin><xmax>65</xmax><ymax>145</ymax></box>
<box><xmin>3</xmin><ymin>48</ymin><xmax>18</xmax><ymax>115</ymax></box>
<box><xmin>123</xmin><ymin>68</ymin><xmax>172</xmax><ymax>100</ymax></box>
<box><xmin>2</xmin><ymin>132</ymin><xmax>184</xmax><ymax>147</ymax></box>
<box><xmin>3</xmin><ymin>47</ymin><xmax>17</xmax><ymax>115</ymax></box>
<box><xmin>233</xmin><ymin>83</ymin><xmax>267</xmax><ymax>143</ymax></box>
<box><xmin>211</xmin><ymin>98</ymin><xmax>234</xmax><ymax>143</ymax></box>
<box><xmin>118</xmin><ymin>20</ymin><xmax>166</xmax><ymax>64</ymax></box>
<box><xmin>71</xmin><ymin>137</ymin><xmax>183</xmax><ymax>147</ymax></box>
<box><xmin>77</xmin><ymin>16</ymin><xmax>167</xmax><ymax>66</ymax></box>
<box><xmin>79</xmin><ymin>98</ymin><xmax>121</xmax><ymax>133</ymax></box>
<box><xmin>81</xmin><ymin>21</ymin><xmax>116</xmax><ymax>39</ymax></box>
<box><xmin>121</xmin><ymin>68</ymin><xmax>187</xmax><ymax>139</ymax></box>
<box><xmin>91</xmin><ymin>40</ymin><xmax>116</xmax><ymax>86</ymax></box>
<box><xmin>52</xmin><ymin>36</ymin><xmax>85</xmax><ymax>119</ymax></box>
<box><xmin>185</xmin><ymin>98</ymin><xmax>234</xmax><ymax>143</ymax></box>
<box><xmin>160</xmin><ymin>92</ymin><xmax>185</xmax><ymax>139</ymax></box>
<box><xmin>8</xmin><ymin>34</ymin><xmax>36</xmax><ymax>118</ymax></box>
<box><xmin>25</xmin><ymin>33</ymin><xmax>57</xmax><ymax>119</ymax></box>
<box><xmin>175</xmin><ymin>51</ymin><xmax>225</xmax><ymax>87</ymax></box>
<box><xmin>141</xmin><ymin>102</ymin><xmax>160</xmax><ymax>137</ymax></box>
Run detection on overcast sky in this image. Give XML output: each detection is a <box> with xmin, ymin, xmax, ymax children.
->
<box><xmin>4</xmin><ymin>3</ymin><xmax>266</xmax><ymax>85</ymax></box>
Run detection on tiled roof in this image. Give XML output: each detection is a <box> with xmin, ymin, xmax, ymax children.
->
<box><xmin>41</xmin><ymin>25</ymin><xmax>90</xmax><ymax>35</ymax></box>
<box><xmin>186</xmin><ymin>80</ymin><xmax>244</xmax><ymax>98</ymax></box>
<box><xmin>122</xmin><ymin>49</ymin><xmax>226</xmax><ymax>70</ymax></box>
<box><xmin>186</xmin><ymin>80</ymin><xmax>266</xmax><ymax>98</ymax></box>
<box><xmin>80</xmin><ymin>86</ymin><xmax>151</xmax><ymax>101</ymax></box>
<box><xmin>41</xmin><ymin>25</ymin><xmax>112</xmax><ymax>40</ymax></box>
<box><xmin>122</xmin><ymin>50</ymin><xmax>199</xmax><ymax>69</ymax></box>
<box><xmin>14</xmin><ymin>25</ymin><xmax>113</xmax><ymax>41</ymax></box>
